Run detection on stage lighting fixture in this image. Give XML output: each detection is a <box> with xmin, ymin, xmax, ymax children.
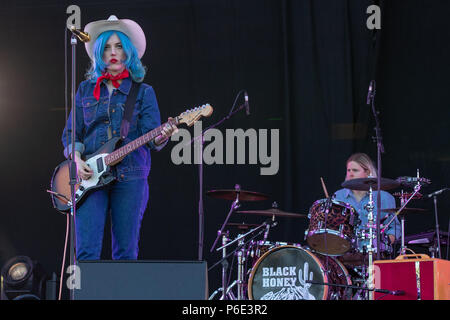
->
<box><xmin>1</xmin><ymin>256</ymin><xmax>48</xmax><ymax>300</ymax></box>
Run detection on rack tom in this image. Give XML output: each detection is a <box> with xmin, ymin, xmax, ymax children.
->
<box><xmin>305</xmin><ymin>199</ymin><xmax>359</xmax><ymax>256</ymax></box>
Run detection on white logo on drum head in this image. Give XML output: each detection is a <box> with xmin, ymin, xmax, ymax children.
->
<box><xmin>260</xmin><ymin>262</ymin><xmax>316</xmax><ymax>300</ymax></box>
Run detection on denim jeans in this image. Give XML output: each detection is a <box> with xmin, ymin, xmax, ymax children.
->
<box><xmin>74</xmin><ymin>178</ymin><xmax>149</xmax><ymax>261</ymax></box>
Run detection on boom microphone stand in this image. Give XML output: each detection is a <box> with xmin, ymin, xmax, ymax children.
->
<box><xmin>189</xmin><ymin>90</ymin><xmax>249</xmax><ymax>261</ymax></box>
<box><xmin>66</xmin><ymin>27</ymin><xmax>90</xmax><ymax>300</ymax></box>
<box><xmin>367</xmin><ymin>80</ymin><xmax>383</xmax><ymax>260</ymax></box>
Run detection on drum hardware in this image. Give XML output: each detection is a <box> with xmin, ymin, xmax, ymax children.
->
<box><xmin>396</xmin><ymin>176</ymin><xmax>431</xmax><ymax>188</ymax></box>
<box><xmin>225</xmin><ymin>222</ymin><xmax>261</xmax><ymax>231</ymax></box>
<box><xmin>394</xmin><ymin>229</ymin><xmax>449</xmax><ymax>259</ymax></box>
<box><xmin>236</xmin><ymin>235</ymin><xmax>245</xmax><ymax>300</ymax></box>
<box><xmin>208</xmin><ymin>219</ymin><xmax>276</xmax><ymax>300</ymax></box>
<box><xmin>366</xmin><ymin>183</ymin><xmax>376</xmax><ymax>300</ymax></box>
<box><xmin>208</xmin><ymin>186</ymin><xmax>241</xmax><ymax>253</ymax></box>
<box><xmin>426</xmin><ymin>187</ymin><xmax>449</xmax><ymax>259</ymax></box>
<box><xmin>208</xmin><ymin>184</ymin><xmax>242</xmax><ymax>300</ymax></box>
<box><xmin>206</xmin><ymin>188</ymin><xmax>270</xmax><ymax>202</ymax></box>
<box><xmin>304</xmin><ymin>280</ymin><xmax>404</xmax><ymax>299</ymax></box>
<box><xmin>382</xmin><ymin>172</ymin><xmax>425</xmax><ymax>256</ymax></box>
<box><xmin>236</xmin><ymin>202</ymin><xmax>308</xmax><ymax>219</ymax></box>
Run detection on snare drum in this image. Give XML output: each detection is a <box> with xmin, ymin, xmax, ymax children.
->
<box><xmin>248</xmin><ymin>246</ymin><xmax>352</xmax><ymax>300</ymax></box>
<box><xmin>305</xmin><ymin>199</ymin><xmax>359</xmax><ymax>256</ymax></box>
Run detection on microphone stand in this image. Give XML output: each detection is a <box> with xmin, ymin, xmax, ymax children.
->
<box><xmin>368</xmin><ymin>80</ymin><xmax>383</xmax><ymax>260</ymax></box>
<box><xmin>188</xmin><ymin>90</ymin><xmax>248</xmax><ymax>261</ymax></box>
<box><xmin>305</xmin><ymin>280</ymin><xmax>404</xmax><ymax>300</ymax></box>
<box><xmin>67</xmin><ymin>34</ymin><xmax>79</xmax><ymax>300</ymax></box>
<box><xmin>429</xmin><ymin>188</ymin><xmax>449</xmax><ymax>259</ymax></box>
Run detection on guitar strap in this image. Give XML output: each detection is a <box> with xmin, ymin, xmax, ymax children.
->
<box><xmin>120</xmin><ymin>82</ymin><xmax>141</xmax><ymax>140</ymax></box>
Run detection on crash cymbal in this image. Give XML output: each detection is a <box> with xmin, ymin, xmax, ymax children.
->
<box><xmin>206</xmin><ymin>189</ymin><xmax>269</xmax><ymax>201</ymax></box>
<box><xmin>236</xmin><ymin>208</ymin><xmax>307</xmax><ymax>218</ymax></box>
<box><xmin>382</xmin><ymin>207</ymin><xmax>428</xmax><ymax>214</ymax></box>
<box><xmin>342</xmin><ymin>177</ymin><xmax>400</xmax><ymax>191</ymax></box>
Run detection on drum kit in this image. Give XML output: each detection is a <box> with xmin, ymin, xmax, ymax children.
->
<box><xmin>207</xmin><ymin>171</ymin><xmax>444</xmax><ymax>300</ymax></box>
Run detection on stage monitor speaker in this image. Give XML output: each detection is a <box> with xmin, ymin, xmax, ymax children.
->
<box><xmin>73</xmin><ymin>260</ymin><xmax>208</xmax><ymax>300</ymax></box>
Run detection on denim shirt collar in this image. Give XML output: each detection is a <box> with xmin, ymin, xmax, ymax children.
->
<box><xmin>101</xmin><ymin>76</ymin><xmax>132</xmax><ymax>95</ymax></box>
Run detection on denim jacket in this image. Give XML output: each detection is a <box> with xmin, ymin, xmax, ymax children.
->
<box><xmin>62</xmin><ymin>76</ymin><xmax>166</xmax><ymax>181</ymax></box>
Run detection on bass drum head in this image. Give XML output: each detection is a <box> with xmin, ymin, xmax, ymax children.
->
<box><xmin>248</xmin><ymin>246</ymin><xmax>328</xmax><ymax>300</ymax></box>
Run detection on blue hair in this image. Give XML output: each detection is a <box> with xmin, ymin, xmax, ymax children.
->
<box><xmin>86</xmin><ymin>30</ymin><xmax>146</xmax><ymax>82</ymax></box>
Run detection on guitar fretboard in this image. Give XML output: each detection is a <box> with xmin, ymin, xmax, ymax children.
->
<box><xmin>104</xmin><ymin>119</ymin><xmax>176</xmax><ymax>166</ymax></box>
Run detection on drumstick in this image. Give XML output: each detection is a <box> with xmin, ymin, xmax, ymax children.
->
<box><xmin>320</xmin><ymin>177</ymin><xmax>330</xmax><ymax>198</ymax></box>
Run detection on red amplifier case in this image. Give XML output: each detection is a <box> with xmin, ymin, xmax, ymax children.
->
<box><xmin>373</xmin><ymin>254</ymin><xmax>450</xmax><ymax>300</ymax></box>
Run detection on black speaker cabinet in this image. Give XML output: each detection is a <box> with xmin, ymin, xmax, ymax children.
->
<box><xmin>73</xmin><ymin>260</ymin><xmax>208</xmax><ymax>300</ymax></box>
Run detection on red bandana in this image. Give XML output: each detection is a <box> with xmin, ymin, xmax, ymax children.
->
<box><xmin>93</xmin><ymin>69</ymin><xmax>130</xmax><ymax>100</ymax></box>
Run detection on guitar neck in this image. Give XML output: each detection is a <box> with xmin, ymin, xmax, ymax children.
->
<box><xmin>104</xmin><ymin>119</ymin><xmax>177</xmax><ymax>166</ymax></box>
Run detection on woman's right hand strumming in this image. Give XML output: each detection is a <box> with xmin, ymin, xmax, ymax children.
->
<box><xmin>74</xmin><ymin>151</ymin><xmax>93</xmax><ymax>180</ymax></box>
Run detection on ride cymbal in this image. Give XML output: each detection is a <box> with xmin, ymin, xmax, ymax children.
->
<box><xmin>342</xmin><ymin>177</ymin><xmax>400</xmax><ymax>191</ymax></box>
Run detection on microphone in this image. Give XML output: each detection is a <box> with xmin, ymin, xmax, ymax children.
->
<box><xmin>244</xmin><ymin>91</ymin><xmax>250</xmax><ymax>116</ymax></box>
<box><xmin>391</xmin><ymin>290</ymin><xmax>405</xmax><ymax>296</ymax></box>
<box><xmin>69</xmin><ymin>25</ymin><xmax>91</xmax><ymax>42</ymax></box>
<box><xmin>366</xmin><ymin>80</ymin><xmax>375</xmax><ymax>105</ymax></box>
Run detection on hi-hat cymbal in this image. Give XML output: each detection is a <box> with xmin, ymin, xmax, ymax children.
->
<box><xmin>382</xmin><ymin>207</ymin><xmax>428</xmax><ymax>214</ymax></box>
<box><xmin>206</xmin><ymin>189</ymin><xmax>269</xmax><ymax>201</ymax></box>
<box><xmin>342</xmin><ymin>177</ymin><xmax>400</xmax><ymax>191</ymax></box>
<box><xmin>236</xmin><ymin>208</ymin><xmax>307</xmax><ymax>218</ymax></box>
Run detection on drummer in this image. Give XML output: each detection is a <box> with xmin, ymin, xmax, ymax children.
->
<box><xmin>333</xmin><ymin>153</ymin><xmax>401</xmax><ymax>252</ymax></box>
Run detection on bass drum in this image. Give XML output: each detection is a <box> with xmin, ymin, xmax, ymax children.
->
<box><xmin>248</xmin><ymin>246</ymin><xmax>352</xmax><ymax>300</ymax></box>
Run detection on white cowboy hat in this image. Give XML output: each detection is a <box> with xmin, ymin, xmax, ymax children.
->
<box><xmin>84</xmin><ymin>15</ymin><xmax>146</xmax><ymax>60</ymax></box>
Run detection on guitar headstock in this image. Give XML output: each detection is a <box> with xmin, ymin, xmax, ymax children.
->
<box><xmin>177</xmin><ymin>104</ymin><xmax>213</xmax><ymax>127</ymax></box>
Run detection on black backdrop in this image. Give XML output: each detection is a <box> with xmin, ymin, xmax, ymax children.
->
<box><xmin>0</xmin><ymin>0</ymin><xmax>449</xmax><ymax>298</ymax></box>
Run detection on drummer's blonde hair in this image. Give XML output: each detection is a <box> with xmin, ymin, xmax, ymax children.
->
<box><xmin>346</xmin><ymin>153</ymin><xmax>377</xmax><ymax>177</ymax></box>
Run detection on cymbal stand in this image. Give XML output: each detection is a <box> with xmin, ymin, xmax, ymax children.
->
<box><xmin>210</xmin><ymin>184</ymin><xmax>241</xmax><ymax>253</ymax></box>
<box><xmin>217</xmin><ymin>221</ymin><xmax>272</xmax><ymax>300</ymax></box>
<box><xmin>366</xmin><ymin>185</ymin><xmax>375</xmax><ymax>301</ymax></box>
<box><xmin>220</xmin><ymin>231</ymin><xmax>233</xmax><ymax>300</ymax></box>
<box><xmin>236</xmin><ymin>235</ymin><xmax>245</xmax><ymax>300</ymax></box>
<box><xmin>208</xmin><ymin>223</ymin><xmax>269</xmax><ymax>300</ymax></box>
<box><xmin>382</xmin><ymin>173</ymin><xmax>423</xmax><ymax>255</ymax></box>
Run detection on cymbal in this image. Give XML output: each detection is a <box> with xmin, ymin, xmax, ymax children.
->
<box><xmin>236</xmin><ymin>208</ymin><xmax>307</xmax><ymax>218</ymax></box>
<box><xmin>206</xmin><ymin>189</ymin><xmax>269</xmax><ymax>201</ymax></box>
<box><xmin>393</xmin><ymin>192</ymin><xmax>423</xmax><ymax>200</ymax></box>
<box><xmin>396</xmin><ymin>176</ymin><xmax>431</xmax><ymax>187</ymax></box>
<box><xmin>342</xmin><ymin>177</ymin><xmax>400</xmax><ymax>191</ymax></box>
<box><xmin>382</xmin><ymin>207</ymin><xmax>428</xmax><ymax>214</ymax></box>
<box><xmin>226</xmin><ymin>222</ymin><xmax>261</xmax><ymax>230</ymax></box>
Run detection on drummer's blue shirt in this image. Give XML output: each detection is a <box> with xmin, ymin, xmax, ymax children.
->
<box><xmin>333</xmin><ymin>188</ymin><xmax>401</xmax><ymax>252</ymax></box>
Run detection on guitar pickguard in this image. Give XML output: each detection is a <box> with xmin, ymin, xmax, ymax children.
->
<box><xmin>74</xmin><ymin>153</ymin><xmax>110</xmax><ymax>200</ymax></box>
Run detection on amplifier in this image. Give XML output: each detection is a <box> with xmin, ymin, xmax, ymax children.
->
<box><xmin>373</xmin><ymin>254</ymin><xmax>450</xmax><ymax>300</ymax></box>
<box><xmin>73</xmin><ymin>260</ymin><xmax>208</xmax><ymax>300</ymax></box>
